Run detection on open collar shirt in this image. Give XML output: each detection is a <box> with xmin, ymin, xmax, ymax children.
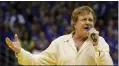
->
<box><xmin>17</xmin><ymin>33</ymin><xmax>113</xmax><ymax>65</ymax></box>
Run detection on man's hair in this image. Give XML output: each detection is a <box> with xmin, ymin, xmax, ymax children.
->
<box><xmin>71</xmin><ymin>6</ymin><xmax>96</xmax><ymax>30</ymax></box>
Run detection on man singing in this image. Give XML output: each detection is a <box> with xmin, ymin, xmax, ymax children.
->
<box><xmin>5</xmin><ymin>6</ymin><xmax>113</xmax><ymax>65</ymax></box>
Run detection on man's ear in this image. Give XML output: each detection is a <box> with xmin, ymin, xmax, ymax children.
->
<box><xmin>71</xmin><ymin>20</ymin><xmax>75</xmax><ymax>26</ymax></box>
<box><xmin>74</xmin><ymin>25</ymin><xmax>76</xmax><ymax>28</ymax></box>
<box><xmin>71</xmin><ymin>20</ymin><xmax>76</xmax><ymax>29</ymax></box>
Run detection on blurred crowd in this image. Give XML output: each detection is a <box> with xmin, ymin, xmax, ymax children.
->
<box><xmin>0</xmin><ymin>1</ymin><xmax>118</xmax><ymax>65</ymax></box>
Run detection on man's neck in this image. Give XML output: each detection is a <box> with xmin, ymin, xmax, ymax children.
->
<box><xmin>72</xmin><ymin>32</ymin><xmax>88</xmax><ymax>52</ymax></box>
<box><xmin>73</xmin><ymin>32</ymin><xmax>88</xmax><ymax>41</ymax></box>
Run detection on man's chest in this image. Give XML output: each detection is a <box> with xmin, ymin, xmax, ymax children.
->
<box><xmin>57</xmin><ymin>43</ymin><xmax>96</xmax><ymax>65</ymax></box>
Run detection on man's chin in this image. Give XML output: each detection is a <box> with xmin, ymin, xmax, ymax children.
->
<box><xmin>83</xmin><ymin>30</ymin><xmax>88</xmax><ymax>33</ymax></box>
<box><xmin>82</xmin><ymin>31</ymin><xmax>88</xmax><ymax>36</ymax></box>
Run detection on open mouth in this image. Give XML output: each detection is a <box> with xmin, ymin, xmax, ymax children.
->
<box><xmin>84</xmin><ymin>27</ymin><xmax>89</xmax><ymax>30</ymax></box>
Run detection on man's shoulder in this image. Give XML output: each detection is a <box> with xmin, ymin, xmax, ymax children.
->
<box><xmin>99</xmin><ymin>36</ymin><xmax>107</xmax><ymax>44</ymax></box>
<box><xmin>99</xmin><ymin>36</ymin><xmax>104</xmax><ymax>41</ymax></box>
<box><xmin>53</xmin><ymin>34</ymin><xmax>71</xmax><ymax>43</ymax></box>
<box><xmin>98</xmin><ymin>36</ymin><xmax>109</xmax><ymax>49</ymax></box>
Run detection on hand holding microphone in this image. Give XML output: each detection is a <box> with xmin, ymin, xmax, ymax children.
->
<box><xmin>87</xmin><ymin>28</ymin><xmax>99</xmax><ymax>46</ymax></box>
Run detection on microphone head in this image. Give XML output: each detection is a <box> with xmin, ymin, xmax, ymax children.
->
<box><xmin>88</xmin><ymin>27</ymin><xmax>92</xmax><ymax>31</ymax></box>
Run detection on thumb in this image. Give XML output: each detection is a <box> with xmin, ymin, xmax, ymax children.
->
<box><xmin>14</xmin><ymin>34</ymin><xmax>19</xmax><ymax>41</ymax></box>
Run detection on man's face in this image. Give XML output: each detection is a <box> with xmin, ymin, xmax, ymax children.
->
<box><xmin>74</xmin><ymin>12</ymin><xmax>94</xmax><ymax>36</ymax></box>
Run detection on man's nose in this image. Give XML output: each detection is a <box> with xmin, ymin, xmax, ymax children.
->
<box><xmin>85</xmin><ymin>22</ymin><xmax>93</xmax><ymax>27</ymax></box>
<box><xmin>86</xmin><ymin>23</ymin><xmax>90</xmax><ymax>27</ymax></box>
<box><xmin>86</xmin><ymin>20</ymin><xmax>90</xmax><ymax>24</ymax></box>
<box><xmin>86</xmin><ymin>20</ymin><xmax>93</xmax><ymax>27</ymax></box>
<box><xmin>85</xmin><ymin>20</ymin><xmax>90</xmax><ymax>26</ymax></box>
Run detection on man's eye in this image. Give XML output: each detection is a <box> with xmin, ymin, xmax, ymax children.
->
<box><xmin>89</xmin><ymin>19</ymin><xmax>93</xmax><ymax>22</ymax></box>
<box><xmin>82</xmin><ymin>19</ymin><xmax>86</xmax><ymax>21</ymax></box>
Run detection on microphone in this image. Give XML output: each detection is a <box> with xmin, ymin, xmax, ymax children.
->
<box><xmin>88</xmin><ymin>28</ymin><xmax>97</xmax><ymax>42</ymax></box>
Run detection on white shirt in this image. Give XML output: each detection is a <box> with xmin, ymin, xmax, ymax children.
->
<box><xmin>16</xmin><ymin>33</ymin><xmax>113</xmax><ymax>65</ymax></box>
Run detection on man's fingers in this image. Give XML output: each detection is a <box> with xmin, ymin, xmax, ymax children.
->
<box><xmin>14</xmin><ymin>34</ymin><xmax>19</xmax><ymax>41</ymax></box>
<box><xmin>5</xmin><ymin>37</ymin><xmax>14</xmax><ymax>48</ymax></box>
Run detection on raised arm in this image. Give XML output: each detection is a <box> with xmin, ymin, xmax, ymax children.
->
<box><xmin>5</xmin><ymin>34</ymin><xmax>57</xmax><ymax>65</ymax></box>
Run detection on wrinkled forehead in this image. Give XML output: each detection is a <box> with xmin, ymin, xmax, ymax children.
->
<box><xmin>79</xmin><ymin>10</ymin><xmax>93</xmax><ymax>16</ymax></box>
<box><xmin>77</xmin><ymin>11</ymin><xmax>93</xmax><ymax>20</ymax></box>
